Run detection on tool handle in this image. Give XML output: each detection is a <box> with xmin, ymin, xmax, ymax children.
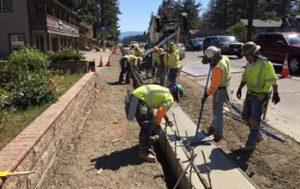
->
<box><xmin>195</xmin><ymin>66</ymin><xmax>212</xmax><ymax>136</ymax></box>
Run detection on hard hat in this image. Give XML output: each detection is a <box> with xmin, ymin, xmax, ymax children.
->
<box><xmin>241</xmin><ymin>41</ymin><xmax>260</xmax><ymax>56</ymax></box>
<box><xmin>202</xmin><ymin>46</ymin><xmax>221</xmax><ymax>64</ymax></box>
<box><xmin>157</xmin><ymin>48</ymin><xmax>164</xmax><ymax>55</ymax></box>
<box><xmin>168</xmin><ymin>83</ymin><xmax>184</xmax><ymax>102</ymax></box>
<box><xmin>169</xmin><ymin>42</ymin><xmax>176</xmax><ymax>47</ymax></box>
<box><xmin>152</xmin><ymin>46</ymin><xmax>158</xmax><ymax>52</ymax></box>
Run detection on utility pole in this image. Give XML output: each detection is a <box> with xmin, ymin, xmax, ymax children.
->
<box><xmin>224</xmin><ymin>0</ymin><xmax>228</xmax><ymax>29</ymax></box>
<box><xmin>246</xmin><ymin>0</ymin><xmax>255</xmax><ymax>41</ymax></box>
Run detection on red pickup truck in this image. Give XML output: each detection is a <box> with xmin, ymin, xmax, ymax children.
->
<box><xmin>255</xmin><ymin>32</ymin><xmax>300</xmax><ymax>74</ymax></box>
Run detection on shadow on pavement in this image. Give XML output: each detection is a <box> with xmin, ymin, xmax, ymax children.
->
<box><xmin>226</xmin><ymin>150</ymin><xmax>254</xmax><ymax>172</ymax></box>
<box><xmin>198</xmin><ymin>148</ymin><xmax>239</xmax><ymax>173</ymax></box>
<box><xmin>90</xmin><ymin>145</ymin><xmax>143</xmax><ymax>171</ymax></box>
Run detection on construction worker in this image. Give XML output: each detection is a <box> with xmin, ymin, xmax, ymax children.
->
<box><xmin>118</xmin><ymin>55</ymin><xmax>137</xmax><ymax>84</ymax></box>
<box><xmin>202</xmin><ymin>46</ymin><xmax>231</xmax><ymax>142</ymax></box>
<box><xmin>151</xmin><ymin>46</ymin><xmax>159</xmax><ymax>79</ymax></box>
<box><xmin>236</xmin><ymin>41</ymin><xmax>280</xmax><ymax>152</ymax></box>
<box><xmin>130</xmin><ymin>83</ymin><xmax>184</xmax><ymax>162</ymax></box>
<box><xmin>134</xmin><ymin>44</ymin><xmax>143</xmax><ymax>58</ymax></box>
<box><xmin>167</xmin><ymin>42</ymin><xmax>181</xmax><ymax>83</ymax></box>
<box><xmin>158</xmin><ymin>48</ymin><xmax>168</xmax><ymax>86</ymax></box>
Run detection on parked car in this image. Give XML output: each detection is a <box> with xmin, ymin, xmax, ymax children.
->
<box><xmin>255</xmin><ymin>32</ymin><xmax>300</xmax><ymax>74</ymax></box>
<box><xmin>203</xmin><ymin>36</ymin><xmax>243</xmax><ymax>58</ymax></box>
<box><xmin>186</xmin><ymin>38</ymin><xmax>204</xmax><ymax>51</ymax></box>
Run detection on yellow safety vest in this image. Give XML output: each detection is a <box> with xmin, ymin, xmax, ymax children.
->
<box><xmin>124</xmin><ymin>55</ymin><xmax>137</xmax><ymax>65</ymax></box>
<box><xmin>167</xmin><ymin>49</ymin><xmax>181</xmax><ymax>69</ymax></box>
<box><xmin>216</xmin><ymin>56</ymin><xmax>231</xmax><ymax>87</ymax></box>
<box><xmin>133</xmin><ymin>84</ymin><xmax>174</xmax><ymax>110</ymax></box>
<box><xmin>134</xmin><ymin>47</ymin><xmax>143</xmax><ymax>57</ymax></box>
<box><xmin>242</xmin><ymin>57</ymin><xmax>277</xmax><ymax>93</ymax></box>
<box><xmin>152</xmin><ymin>52</ymin><xmax>160</xmax><ymax>65</ymax></box>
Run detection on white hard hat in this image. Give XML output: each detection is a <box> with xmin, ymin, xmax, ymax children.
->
<box><xmin>242</xmin><ymin>41</ymin><xmax>260</xmax><ymax>56</ymax></box>
<box><xmin>204</xmin><ymin>46</ymin><xmax>221</xmax><ymax>58</ymax></box>
<box><xmin>203</xmin><ymin>46</ymin><xmax>221</xmax><ymax>64</ymax></box>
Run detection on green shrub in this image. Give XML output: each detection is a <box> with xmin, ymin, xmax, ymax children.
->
<box><xmin>7</xmin><ymin>71</ymin><xmax>57</xmax><ymax>110</ymax></box>
<box><xmin>226</xmin><ymin>22</ymin><xmax>247</xmax><ymax>42</ymax></box>
<box><xmin>0</xmin><ymin>88</ymin><xmax>12</xmax><ymax>110</ymax></box>
<box><xmin>9</xmin><ymin>47</ymin><xmax>50</xmax><ymax>71</ymax></box>
<box><xmin>48</xmin><ymin>49</ymin><xmax>84</xmax><ymax>62</ymax></box>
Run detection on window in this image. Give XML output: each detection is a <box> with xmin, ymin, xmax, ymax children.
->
<box><xmin>0</xmin><ymin>0</ymin><xmax>12</xmax><ymax>12</ymax></box>
<box><xmin>9</xmin><ymin>34</ymin><xmax>25</xmax><ymax>51</ymax></box>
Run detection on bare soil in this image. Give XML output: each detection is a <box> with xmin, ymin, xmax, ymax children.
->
<box><xmin>41</xmin><ymin>53</ymin><xmax>300</xmax><ymax>189</ymax></box>
<box><xmin>40</xmin><ymin>54</ymin><xmax>166</xmax><ymax>189</ymax></box>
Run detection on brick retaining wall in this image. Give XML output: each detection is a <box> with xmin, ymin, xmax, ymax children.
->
<box><xmin>0</xmin><ymin>72</ymin><xmax>98</xmax><ymax>189</ymax></box>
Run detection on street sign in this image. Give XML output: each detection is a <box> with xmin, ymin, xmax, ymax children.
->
<box><xmin>95</xmin><ymin>26</ymin><xmax>111</xmax><ymax>32</ymax></box>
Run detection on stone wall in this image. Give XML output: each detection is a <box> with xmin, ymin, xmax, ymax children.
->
<box><xmin>0</xmin><ymin>73</ymin><xmax>98</xmax><ymax>189</ymax></box>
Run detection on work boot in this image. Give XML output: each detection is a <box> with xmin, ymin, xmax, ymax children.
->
<box><xmin>234</xmin><ymin>144</ymin><xmax>256</xmax><ymax>153</ymax></box>
<box><xmin>205</xmin><ymin>127</ymin><xmax>214</xmax><ymax>136</ymax></box>
<box><xmin>138</xmin><ymin>150</ymin><xmax>156</xmax><ymax>163</ymax></box>
<box><xmin>257</xmin><ymin>134</ymin><xmax>264</xmax><ymax>143</ymax></box>
<box><xmin>149</xmin><ymin>135</ymin><xmax>160</xmax><ymax>144</ymax></box>
<box><xmin>213</xmin><ymin>134</ymin><xmax>223</xmax><ymax>142</ymax></box>
<box><xmin>148</xmin><ymin>147</ymin><xmax>156</xmax><ymax>156</ymax></box>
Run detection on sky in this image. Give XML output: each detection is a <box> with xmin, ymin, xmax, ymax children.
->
<box><xmin>119</xmin><ymin>0</ymin><xmax>209</xmax><ymax>32</ymax></box>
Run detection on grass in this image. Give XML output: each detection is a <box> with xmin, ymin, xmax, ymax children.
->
<box><xmin>0</xmin><ymin>72</ymin><xmax>84</xmax><ymax>149</ymax></box>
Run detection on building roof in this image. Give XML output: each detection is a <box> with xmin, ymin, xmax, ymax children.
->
<box><xmin>240</xmin><ymin>19</ymin><xmax>282</xmax><ymax>28</ymax></box>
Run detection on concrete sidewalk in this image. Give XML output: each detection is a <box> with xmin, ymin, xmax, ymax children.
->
<box><xmin>165</xmin><ymin>104</ymin><xmax>257</xmax><ymax>189</ymax></box>
<box><xmin>82</xmin><ymin>49</ymin><xmax>111</xmax><ymax>67</ymax></box>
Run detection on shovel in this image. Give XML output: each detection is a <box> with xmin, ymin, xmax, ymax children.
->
<box><xmin>195</xmin><ymin>65</ymin><xmax>212</xmax><ymax>136</ymax></box>
<box><xmin>0</xmin><ymin>170</ymin><xmax>35</xmax><ymax>177</ymax></box>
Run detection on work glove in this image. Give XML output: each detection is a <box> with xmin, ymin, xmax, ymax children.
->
<box><xmin>236</xmin><ymin>88</ymin><xmax>242</xmax><ymax>99</ymax></box>
<box><xmin>165</xmin><ymin>117</ymin><xmax>173</xmax><ymax>127</ymax></box>
<box><xmin>272</xmin><ymin>92</ymin><xmax>280</xmax><ymax>105</ymax></box>
<box><xmin>201</xmin><ymin>93</ymin><xmax>209</xmax><ymax>104</ymax></box>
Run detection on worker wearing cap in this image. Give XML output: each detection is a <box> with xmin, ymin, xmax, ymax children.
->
<box><xmin>156</xmin><ymin>48</ymin><xmax>168</xmax><ymax>86</ymax></box>
<box><xmin>118</xmin><ymin>55</ymin><xmax>137</xmax><ymax>84</ymax></box>
<box><xmin>202</xmin><ymin>46</ymin><xmax>231</xmax><ymax>142</ymax></box>
<box><xmin>236</xmin><ymin>41</ymin><xmax>280</xmax><ymax>152</ymax></box>
<box><xmin>167</xmin><ymin>42</ymin><xmax>181</xmax><ymax>83</ymax></box>
<box><xmin>132</xmin><ymin>83</ymin><xmax>184</xmax><ymax>162</ymax></box>
<box><xmin>151</xmin><ymin>46</ymin><xmax>160</xmax><ymax>79</ymax></box>
<box><xmin>134</xmin><ymin>45</ymin><xmax>143</xmax><ymax>58</ymax></box>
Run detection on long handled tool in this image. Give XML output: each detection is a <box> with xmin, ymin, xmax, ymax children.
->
<box><xmin>225</xmin><ymin>100</ymin><xmax>285</xmax><ymax>142</ymax></box>
<box><xmin>195</xmin><ymin>66</ymin><xmax>212</xmax><ymax>136</ymax></box>
<box><xmin>0</xmin><ymin>170</ymin><xmax>35</xmax><ymax>177</ymax></box>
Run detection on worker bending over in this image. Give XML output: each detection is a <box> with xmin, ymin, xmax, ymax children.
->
<box><xmin>126</xmin><ymin>83</ymin><xmax>184</xmax><ymax>162</ymax></box>
<box><xmin>202</xmin><ymin>46</ymin><xmax>231</xmax><ymax>142</ymax></box>
<box><xmin>118</xmin><ymin>55</ymin><xmax>137</xmax><ymax>84</ymax></box>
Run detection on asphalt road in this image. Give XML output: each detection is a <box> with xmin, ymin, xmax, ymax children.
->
<box><xmin>181</xmin><ymin>51</ymin><xmax>300</xmax><ymax>143</ymax></box>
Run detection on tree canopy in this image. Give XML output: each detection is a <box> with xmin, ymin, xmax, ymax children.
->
<box><xmin>58</xmin><ymin>0</ymin><xmax>120</xmax><ymax>44</ymax></box>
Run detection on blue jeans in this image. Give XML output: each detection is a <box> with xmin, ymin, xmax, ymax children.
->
<box><xmin>242</xmin><ymin>93</ymin><xmax>263</xmax><ymax>146</ymax></box>
<box><xmin>168</xmin><ymin>68</ymin><xmax>178</xmax><ymax>83</ymax></box>
<box><xmin>212</xmin><ymin>89</ymin><xmax>227</xmax><ymax>136</ymax></box>
<box><xmin>135</xmin><ymin>101</ymin><xmax>157</xmax><ymax>151</ymax></box>
<box><xmin>159</xmin><ymin>69</ymin><xmax>167</xmax><ymax>86</ymax></box>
